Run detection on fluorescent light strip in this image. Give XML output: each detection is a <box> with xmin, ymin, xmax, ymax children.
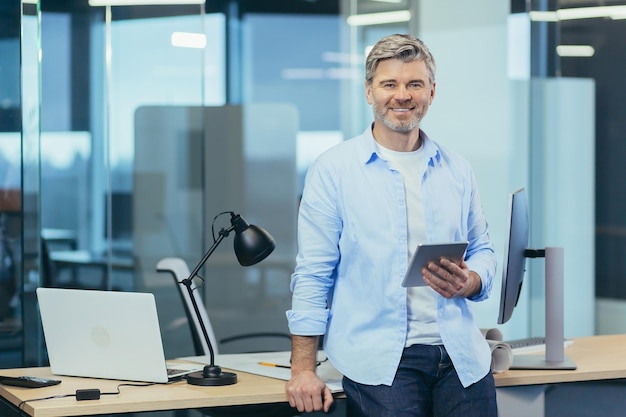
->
<box><xmin>556</xmin><ymin>45</ymin><xmax>595</xmax><ymax>57</ymax></box>
<box><xmin>347</xmin><ymin>10</ymin><xmax>411</xmax><ymax>26</ymax></box>
<box><xmin>558</xmin><ymin>5</ymin><xmax>626</xmax><ymax>20</ymax></box>
<box><xmin>89</xmin><ymin>0</ymin><xmax>204</xmax><ymax>6</ymax></box>
<box><xmin>529</xmin><ymin>5</ymin><xmax>626</xmax><ymax>21</ymax></box>
<box><xmin>171</xmin><ymin>32</ymin><xmax>206</xmax><ymax>49</ymax></box>
<box><xmin>528</xmin><ymin>11</ymin><xmax>559</xmax><ymax>22</ymax></box>
<box><xmin>321</xmin><ymin>51</ymin><xmax>358</xmax><ymax>64</ymax></box>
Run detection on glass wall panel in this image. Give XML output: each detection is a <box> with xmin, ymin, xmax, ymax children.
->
<box><xmin>107</xmin><ymin>6</ymin><xmax>224</xmax><ymax>358</ymax></box>
<box><xmin>242</xmin><ymin>13</ymin><xmax>343</xmax><ymax>192</ymax></box>
<box><xmin>20</xmin><ymin>0</ymin><xmax>44</xmax><ymax>367</ymax></box>
<box><xmin>0</xmin><ymin>0</ymin><xmax>43</xmax><ymax>368</ymax></box>
<box><xmin>0</xmin><ymin>0</ymin><xmax>24</xmax><ymax>358</ymax></box>
<box><xmin>556</xmin><ymin>3</ymin><xmax>626</xmax><ymax>334</ymax></box>
<box><xmin>191</xmin><ymin>12</ymin><xmax>343</xmax><ymax>354</ymax></box>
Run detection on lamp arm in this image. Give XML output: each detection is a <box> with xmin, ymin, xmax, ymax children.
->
<box><xmin>181</xmin><ymin>225</ymin><xmax>235</xmax><ymax>367</ymax></box>
<box><xmin>187</xmin><ymin>225</ymin><xmax>234</xmax><ymax>280</ymax></box>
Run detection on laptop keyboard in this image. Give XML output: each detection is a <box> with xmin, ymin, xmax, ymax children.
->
<box><xmin>167</xmin><ymin>368</ymin><xmax>191</xmax><ymax>376</ymax></box>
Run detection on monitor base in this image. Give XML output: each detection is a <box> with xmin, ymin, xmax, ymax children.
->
<box><xmin>510</xmin><ymin>354</ymin><xmax>576</xmax><ymax>370</ymax></box>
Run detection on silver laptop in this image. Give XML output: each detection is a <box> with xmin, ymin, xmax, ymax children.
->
<box><xmin>36</xmin><ymin>287</ymin><xmax>203</xmax><ymax>383</ymax></box>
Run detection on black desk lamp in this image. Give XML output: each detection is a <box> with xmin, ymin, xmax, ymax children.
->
<box><xmin>182</xmin><ymin>211</ymin><xmax>275</xmax><ymax>386</ymax></box>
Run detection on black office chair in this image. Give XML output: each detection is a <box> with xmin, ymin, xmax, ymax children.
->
<box><xmin>157</xmin><ymin>257</ymin><xmax>297</xmax><ymax>417</ymax></box>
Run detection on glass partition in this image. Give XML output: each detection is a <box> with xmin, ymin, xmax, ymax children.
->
<box><xmin>0</xmin><ymin>1</ymin><xmax>21</xmax><ymax>369</ymax></box>
<box><xmin>0</xmin><ymin>0</ymin><xmax>43</xmax><ymax>368</ymax></box>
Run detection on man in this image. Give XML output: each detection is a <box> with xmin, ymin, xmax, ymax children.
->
<box><xmin>285</xmin><ymin>34</ymin><xmax>497</xmax><ymax>417</ymax></box>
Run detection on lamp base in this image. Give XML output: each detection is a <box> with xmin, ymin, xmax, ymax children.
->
<box><xmin>186</xmin><ymin>365</ymin><xmax>237</xmax><ymax>386</ymax></box>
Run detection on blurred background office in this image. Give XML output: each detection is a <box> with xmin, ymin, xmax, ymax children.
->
<box><xmin>0</xmin><ymin>0</ymin><xmax>624</xmax><ymax>375</ymax></box>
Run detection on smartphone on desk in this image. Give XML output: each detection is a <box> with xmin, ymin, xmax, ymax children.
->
<box><xmin>0</xmin><ymin>376</ymin><xmax>62</xmax><ymax>388</ymax></box>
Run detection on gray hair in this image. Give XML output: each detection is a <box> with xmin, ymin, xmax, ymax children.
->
<box><xmin>365</xmin><ymin>34</ymin><xmax>436</xmax><ymax>86</ymax></box>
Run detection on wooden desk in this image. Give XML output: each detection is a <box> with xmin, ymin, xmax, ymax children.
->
<box><xmin>0</xmin><ymin>367</ymin><xmax>291</xmax><ymax>417</ymax></box>
<box><xmin>1</xmin><ymin>334</ymin><xmax>625</xmax><ymax>417</ymax></box>
<box><xmin>494</xmin><ymin>333</ymin><xmax>626</xmax><ymax>386</ymax></box>
<box><xmin>494</xmin><ymin>334</ymin><xmax>626</xmax><ymax>417</ymax></box>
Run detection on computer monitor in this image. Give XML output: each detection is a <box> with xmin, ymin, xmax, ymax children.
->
<box><xmin>497</xmin><ymin>187</ymin><xmax>528</xmax><ymax>325</ymax></box>
<box><xmin>498</xmin><ymin>187</ymin><xmax>576</xmax><ymax>370</ymax></box>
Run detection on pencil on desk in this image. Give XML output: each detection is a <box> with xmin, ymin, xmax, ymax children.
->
<box><xmin>258</xmin><ymin>361</ymin><xmax>291</xmax><ymax>369</ymax></box>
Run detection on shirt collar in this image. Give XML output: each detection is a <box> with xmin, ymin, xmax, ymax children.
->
<box><xmin>358</xmin><ymin>123</ymin><xmax>441</xmax><ymax>166</ymax></box>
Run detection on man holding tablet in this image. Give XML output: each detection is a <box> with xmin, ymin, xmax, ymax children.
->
<box><xmin>286</xmin><ymin>34</ymin><xmax>497</xmax><ymax>417</ymax></box>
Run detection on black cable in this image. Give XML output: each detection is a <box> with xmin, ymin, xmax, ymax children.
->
<box><xmin>211</xmin><ymin>211</ymin><xmax>233</xmax><ymax>243</ymax></box>
<box><xmin>18</xmin><ymin>394</ymin><xmax>76</xmax><ymax>416</ymax></box>
<box><xmin>16</xmin><ymin>382</ymin><xmax>158</xmax><ymax>415</ymax></box>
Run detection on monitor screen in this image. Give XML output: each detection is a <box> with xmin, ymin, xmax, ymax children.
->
<box><xmin>497</xmin><ymin>187</ymin><xmax>529</xmax><ymax>325</ymax></box>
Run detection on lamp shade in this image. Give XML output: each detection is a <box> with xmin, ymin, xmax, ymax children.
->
<box><xmin>230</xmin><ymin>214</ymin><xmax>276</xmax><ymax>266</ymax></box>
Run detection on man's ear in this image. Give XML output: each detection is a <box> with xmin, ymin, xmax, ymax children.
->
<box><xmin>429</xmin><ymin>82</ymin><xmax>436</xmax><ymax>105</ymax></box>
<box><xmin>365</xmin><ymin>81</ymin><xmax>373</xmax><ymax>105</ymax></box>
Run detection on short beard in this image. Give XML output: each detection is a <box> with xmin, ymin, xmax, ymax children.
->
<box><xmin>373</xmin><ymin>104</ymin><xmax>422</xmax><ymax>133</ymax></box>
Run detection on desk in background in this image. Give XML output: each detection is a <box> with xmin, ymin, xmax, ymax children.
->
<box><xmin>48</xmin><ymin>250</ymin><xmax>134</xmax><ymax>290</ymax></box>
<box><xmin>40</xmin><ymin>229</ymin><xmax>77</xmax><ymax>250</ymax></box>
<box><xmin>1</xmin><ymin>335</ymin><xmax>626</xmax><ymax>417</ymax></box>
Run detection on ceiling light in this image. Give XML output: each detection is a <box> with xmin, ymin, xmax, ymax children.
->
<box><xmin>556</xmin><ymin>45</ymin><xmax>595</xmax><ymax>57</ymax></box>
<box><xmin>171</xmin><ymin>32</ymin><xmax>206</xmax><ymax>49</ymax></box>
<box><xmin>529</xmin><ymin>5</ymin><xmax>626</xmax><ymax>21</ymax></box>
<box><xmin>89</xmin><ymin>0</ymin><xmax>204</xmax><ymax>6</ymax></box>
<box><xmin>347</xmin><ymin>10</ymin><xmax>411</xmax><ymax>26</ymax></box>
<box><xmin>528</xmin><ymin>11</ymin><xmax>559</xmax><ymax>22</ymax></box>
<box><xmin>557</xmin><ymin>5</ymin><xmax>626</xmax><ymax>20</ymax></box>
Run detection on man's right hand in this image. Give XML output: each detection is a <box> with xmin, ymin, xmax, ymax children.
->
<box><xmin>286</xmin><ymin>369</ymin><xmax>333</xmax><ymax>413</ymax></box>
<box><xmin>287</xmin><ymin>335</ymin><xmax>334</xmax><ymax>413</ymax></box>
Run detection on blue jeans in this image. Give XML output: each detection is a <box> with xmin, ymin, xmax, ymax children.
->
<box><xmin>342</xmin><ymin>344</ymin><xmax>497</xmax><ymax>417</ymax></box>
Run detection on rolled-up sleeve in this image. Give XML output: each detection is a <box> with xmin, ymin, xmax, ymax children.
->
<box><xmin>464</xmin><ymin>170</ymin><xmax>496</xmax><ymax>302</ymax></box>
<box><xmin>287</xmin><ymin>158</ymin><xmax>340</xmax><ymax>336</ymax></box>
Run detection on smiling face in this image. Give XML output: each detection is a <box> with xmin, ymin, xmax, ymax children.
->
<box><xmin>365</xmin><ymin>58</ymin><xmax>436</xmax><ymax>140</ymax></box>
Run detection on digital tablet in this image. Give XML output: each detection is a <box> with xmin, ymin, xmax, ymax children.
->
<box><xmin>401</xmin><ymin>242</ymin><xmax>469</xmax><ymax>287</ymax></box>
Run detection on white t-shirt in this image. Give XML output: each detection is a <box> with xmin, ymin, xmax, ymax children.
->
<box><xmin>376</xmin><ymin>142</ymin><xmax>442</xmax><ymax>346</ymax></box>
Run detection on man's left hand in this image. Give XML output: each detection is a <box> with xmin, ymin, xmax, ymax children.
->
<box><xmin>421</xmin><ymin>259</ymin><xmax>481</xmax><ymax>298</ymax></box>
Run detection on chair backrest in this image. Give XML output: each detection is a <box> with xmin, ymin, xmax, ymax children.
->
<box><xmin>156</xmin><ymin>257</ymin><xmax>218</xmax><ymax>356</ymax></box>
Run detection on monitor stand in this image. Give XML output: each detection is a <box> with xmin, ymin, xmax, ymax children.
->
<box><xmin>510</xmin><ymin>247</ymin><xmax>577</xmax><ymax>370</ymax></box>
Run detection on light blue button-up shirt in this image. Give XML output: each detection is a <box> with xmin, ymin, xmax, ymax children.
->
<box><xmin>287</xmin><ymin>126</ymin><xmax>496</xmax><ymax>388</ymax></box>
